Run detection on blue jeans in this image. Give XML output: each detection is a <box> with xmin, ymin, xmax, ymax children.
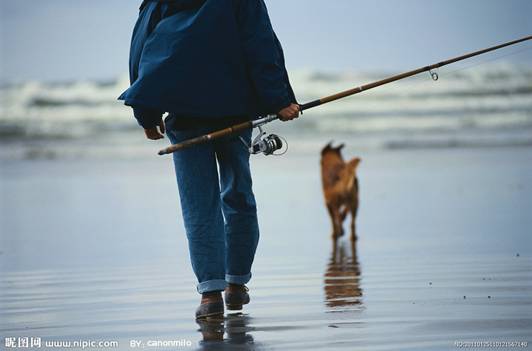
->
<box><xmin>166</xmin><ymin>124</ymin><xmax>260</xmax><ymax>294</ymax></box>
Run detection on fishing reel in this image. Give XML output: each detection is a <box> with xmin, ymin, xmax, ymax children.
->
<box><xmin>240</xmin><ymin>126</ymin><xmax>287</xmax><ymax>156</ymax></box>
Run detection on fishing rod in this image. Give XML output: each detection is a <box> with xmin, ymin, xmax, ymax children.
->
<box><xmin>158</xmin><ymin>35</ymin><xmax>532</xmax><ymax>156</ymax></box>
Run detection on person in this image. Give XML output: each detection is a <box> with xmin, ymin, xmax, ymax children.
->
<box><xmin>118</xmin><ymin>0</ymin><xmax>299</xmax><ymax>319</ymax></box>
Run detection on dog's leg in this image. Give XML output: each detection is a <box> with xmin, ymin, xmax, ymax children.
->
<box><xmin>327</xmin><ymin>204</ymin><xmax>343</xmax><ymax>239</ymax></box>
<box><xmin>350</xmin><ymin>198</ymin><xmax>359</xmax><ymax>241</ymax></box>
<box><xmin>340</xmin><ymin>206</ymin><xmax>349</xmax><ymax>222</ymax></box>
<box><xmin>326</xmin><ymin>204</ymin><xmax>336</xmax><ymax>238</ymax></box>
<box><xmin>334</xmin><ymin>207</ymin><xmax>344</xmax><ymax>238</ymax></box>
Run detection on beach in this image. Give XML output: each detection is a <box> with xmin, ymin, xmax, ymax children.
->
<box><xmin>2</xmin><ymin>0</ymin><xmax>531</xmax><ymax>346</ymax></box>
<box><xmin>1</xmin><ymin>141</ymin><xmax>531</xmax><ymax>350</ymax></box>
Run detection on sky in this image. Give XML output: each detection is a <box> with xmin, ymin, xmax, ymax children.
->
<box><xmin>1</xmin><ymin>0</ymin><xmax>531</xmax><ymax>83</ymax></box>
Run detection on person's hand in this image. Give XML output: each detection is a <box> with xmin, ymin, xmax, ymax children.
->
<box><xmin>144</xmin><ymin>119</ymin><xmax>165</xmax><ymax>140</ymax></box>
<box><xmin>278</xmin><ymin>103</ymin><xmax>300</xmax><ymax>121</ymax></box>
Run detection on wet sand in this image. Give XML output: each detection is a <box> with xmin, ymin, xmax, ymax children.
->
<box><xmin>1</xmin><ymin>145</ymin><xmax>531</xmax><ymax>350</ymax></box>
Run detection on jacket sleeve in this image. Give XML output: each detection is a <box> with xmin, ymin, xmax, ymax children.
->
<box><xmin>124</xmin><ymin>1</ymin><xmax>164</xmax><ymax>129</ymax></box>
<box><xmin>133</xmin><ymin>106</ymin><xmax>163</xmax><ymax>129</ymax></box>
<box><xmin>236</xmin><ymin>0</ymin><xmax>296</xmax><ymax>113</ymax></box>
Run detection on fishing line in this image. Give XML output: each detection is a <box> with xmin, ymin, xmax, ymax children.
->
<box><xmin>445</xmin><ymin>44</ymin><xmax>532</xmax><ymax>75</ymax></box>
<box><xmin>158</xmin><ymin>35</ymin><xmax>532</xmax><ymax>156</ymax></box>
<box><xmin>404</xmin><ymin>43</ymin><xmax>532</xmax><ymax>85</ymax></box>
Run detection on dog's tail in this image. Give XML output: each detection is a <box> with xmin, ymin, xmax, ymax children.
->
<box><xmin>345</xmin><ymin>157</ymin><xmax>361</xmax><ymax>192</ymax></box>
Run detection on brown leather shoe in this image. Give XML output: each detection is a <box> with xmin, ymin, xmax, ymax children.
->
<box><xmin>224</xmin><ymin>284</ymin><xmax>250</xmax><ymax>310</ymax></box>
<box><xmin>196</xmin><ymin>292</ymin><xmax>224</xmax><ymax>320</ymax></box>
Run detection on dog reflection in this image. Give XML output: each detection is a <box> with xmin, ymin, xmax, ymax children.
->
<box><xmin>196</xmin><ymin>313</ymin><xmax>255</xmax><ymax>350</ymax></box>
<box><xmin>324</xmin><ymin>239</ymin><xmax>363</xmax><ymax>308</ymax></box>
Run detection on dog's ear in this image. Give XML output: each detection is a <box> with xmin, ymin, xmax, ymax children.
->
<box><xmin>321</xmin><ymin>141</ymin><xmax>334</xmax><ymax>155</ymax></box>
<box><xmin>335</xmin><ymin>143</ymin><xmax>345</xmax><ymax>152</ymax></box>
<box><xmin>348</xmin><ymin>157</ymin><xmax>361</xmax><ymax>168</ymax></box>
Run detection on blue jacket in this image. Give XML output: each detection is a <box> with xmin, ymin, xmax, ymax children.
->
<box><xmin>118</xmin><ymin>0</ymin><xmax>297</xmax><ymax>128</ymax></box>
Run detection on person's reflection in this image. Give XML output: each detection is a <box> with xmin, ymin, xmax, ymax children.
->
<box><xmin>324</xmin><ymin>239</ymin><xmax>363</xmax><ymax>308</ymax></box>
<box><xmin>196</xmin><ymin>313</ymin><xmax>255</xmax><ymax>350</ymax></box>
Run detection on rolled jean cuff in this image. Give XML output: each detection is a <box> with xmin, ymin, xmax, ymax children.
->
<box><xmin>226</xmin><ymin>273</ymin><xmax>252</xmax><ymax>285</ymax></box>
<box><xmin>197</xmin><ymin>279</ymin><xmax>227</xmax><ymax>294</ymax></box>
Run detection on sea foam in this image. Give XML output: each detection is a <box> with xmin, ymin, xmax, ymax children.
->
<box><xmin>1</xmin><ymin>63</ymin><xmax>531</xmax><ymax>149</ymax></box>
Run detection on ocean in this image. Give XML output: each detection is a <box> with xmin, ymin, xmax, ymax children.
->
<box><xmin>1</xmin><ymin>62</ymin><xmax>531</xmax><ymax>159</ymax></box>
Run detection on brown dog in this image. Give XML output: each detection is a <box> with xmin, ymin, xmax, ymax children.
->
<box><xmin>320</xmin><ymin>142</ymin><xmax>360</xmax><ymax>241</ymax></box>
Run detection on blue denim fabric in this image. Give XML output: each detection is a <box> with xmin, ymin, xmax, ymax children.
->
<box><xmin>166</xmin><ymin>124</ymin><xmax>260</xmax><ymax>294</ymax></box>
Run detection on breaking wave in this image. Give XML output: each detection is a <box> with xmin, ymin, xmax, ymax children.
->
<box><xmin>1</xmin><ymin>62</ymin><xmax>531</xmax><ymax>151</ymax></box>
